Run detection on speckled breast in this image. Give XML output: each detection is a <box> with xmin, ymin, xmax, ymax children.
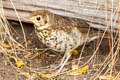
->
<box><xmin>36</xmin><ymin>28</ymin><xmax>85</xmax><ymax>52</ymax></box>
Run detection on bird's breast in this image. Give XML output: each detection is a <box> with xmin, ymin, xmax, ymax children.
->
<box><xmin>36</xmin><ymin>27</ymin><xmax>88</xmax><ymax>52</ymax></box>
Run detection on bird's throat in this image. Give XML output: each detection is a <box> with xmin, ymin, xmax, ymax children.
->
<box><xmin>37</xmin><ymin>25</ymin><xmax>49</xmax><ymax>30</ymax></box>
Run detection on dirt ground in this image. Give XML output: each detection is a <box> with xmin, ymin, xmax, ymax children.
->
<box><xmin>0</xmin><ymin>20</ymin><xmax>119</xmax><ymax>80</ymax></box>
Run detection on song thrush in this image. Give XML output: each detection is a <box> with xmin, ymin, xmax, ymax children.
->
<box><xmin>29</xmin><ymin>10</ymin><xmax>105</xmax><ymax>76</ymax></box>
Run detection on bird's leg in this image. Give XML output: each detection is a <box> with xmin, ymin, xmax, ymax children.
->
<box><xmin>52</xmin><ymin>53</ymin><xmax>67</xmax><ymax>70</ymax></box>
<box><xmin>52</xmin><ymin>52</ymin><xmax>71</xmax><ymax>76</ymax></box>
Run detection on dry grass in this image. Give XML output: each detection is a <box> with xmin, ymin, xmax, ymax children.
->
<box><xmin>0</xmin><ymin>0</ymin><xmax>120</xmax><ymax>80</ymax></box>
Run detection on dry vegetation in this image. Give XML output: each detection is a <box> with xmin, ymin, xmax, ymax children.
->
<box><xmin>0</xmin><ymin>0</ymin><xmax>120</xmax><ymax>80</ymax></box>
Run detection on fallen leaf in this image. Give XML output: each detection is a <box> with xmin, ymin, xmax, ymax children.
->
<box><xmin>1</xmin><ymin>43</ymin><xmax>11</xmax><ymax>49</ymax></box>
<box><xmin>69</xmin><ymin>65</ymin><xmax>89</xmax><ymax>75</ymax></box>
<box><xmin>78</xmin><ymin>65</ymin><xmax>89</xmax><ymax>72</ymax></box>
<box><xmin>41</xmin><ymin>74</ymin><xmax>54</xmax><ymax>78</ymax></box>
<box><xmin>16</xmin><ymin>60</ymin><xmax>24</xmax><ymax>68</ymax></box>
<box><xmin>1</xmin><ymin>43</ymin><xmax>20</xmax><ymax>49</ymax></box>
<box><xmin>72</xmin><ymin>49</ymin><xmax>79</xmax><ymax>56</ymax></box>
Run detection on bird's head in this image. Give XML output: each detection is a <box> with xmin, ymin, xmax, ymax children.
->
<box><xmin>29</xmin><ymin>10</ymin><xmax>53</xmax><ymax>27</ymax></box>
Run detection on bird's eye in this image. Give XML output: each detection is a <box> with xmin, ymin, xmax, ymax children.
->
<box><xmin>36</xmin><ymin>17</ymin><xmax>41</xmax><ymax>21</ymax></box>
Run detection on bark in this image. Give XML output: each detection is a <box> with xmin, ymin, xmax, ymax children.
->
<box><xmin>2</xmin><ymin>0</ymin><xmax>120</xmax><ymax>31</ymax></box>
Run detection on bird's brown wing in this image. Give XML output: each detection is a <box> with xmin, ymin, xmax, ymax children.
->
<box><xmin>53</xmin><ymin>15</ymin><xmax>95</xmax><ymax>34</ymax></box>
<box><xmin>71</xmin><ymin>18</ymin><xmax>90</xmax><ymax>33</ymax></box>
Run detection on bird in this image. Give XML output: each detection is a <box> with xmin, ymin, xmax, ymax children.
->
<box><xmin>29</xmin><ymin>10</ymin><xmax>106</xmax><ymax>76</ymax></box>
